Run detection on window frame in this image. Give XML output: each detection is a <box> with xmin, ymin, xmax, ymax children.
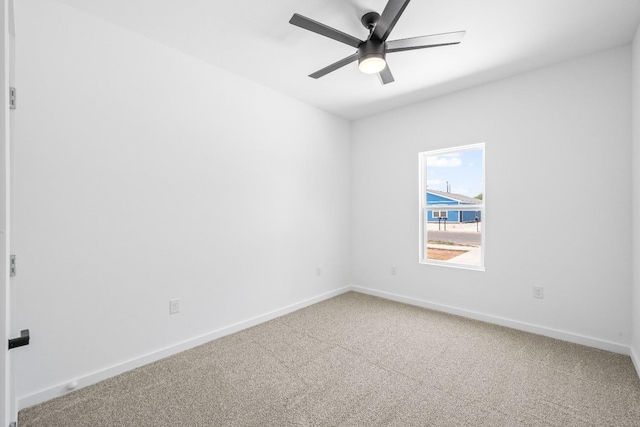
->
<box><xmin>418</xmin><ymin>143</ymin><xmax>485</xmax><ymax>271</ymax></box>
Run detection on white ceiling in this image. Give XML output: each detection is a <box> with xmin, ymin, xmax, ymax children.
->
<box><xmin>53</xmin><ymin>0</ymin><xmax>640</xmax><ymax>120</ymax></box>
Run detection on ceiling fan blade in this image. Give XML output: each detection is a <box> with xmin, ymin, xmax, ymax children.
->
<box><xmin>377</xmin><ymin>65</ymin><xmax>395</xmax><ymax>85</ymax></box>
<box><xmin>290</xmin><ymin>13</ymin><xmax>363</xmax><ymax>48</ymax></box>
<box><xmin>372</xmin><ymin>0</ymin><xmax>411</xmax><ymax>42</ymax></box>
<box><xmin>309</xmin><ymin>53</ymin><xmax>359</xmax><ymax>79</ymax></box>
<box><xmin>386</xmin><ymin>31</ymin><xmax>466</xmax><ymax>53</ymax></box>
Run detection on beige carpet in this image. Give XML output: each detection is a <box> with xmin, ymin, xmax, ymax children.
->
<box><xmin>19</xmin><ymin>292</ymin><xmax>640</xmax><ymax>426</ymax></box>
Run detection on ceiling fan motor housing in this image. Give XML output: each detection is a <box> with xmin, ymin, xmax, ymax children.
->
<box><xmin>358</xmin><ymin>40</ymin><xmax>386</xmax><ymax>65</ymax></box>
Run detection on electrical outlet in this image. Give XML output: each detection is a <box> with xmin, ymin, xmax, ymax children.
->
<box><xmin>316</xmin><ymin>266</ymin><xmax>322</xmax><ymax>276</ymax></box>
<box><xmin>391</xmin><ymin>265</ymin><xmax>397</xmax><ymax>275</ymax></box>
<box><xmin>169</xmin><ymin>298</ymin><xmax>180</xmax><ymax>314</ymax></box>
<box><xmin>533</xmin><ymin>286</ymin><xmax>544</xmax><ymax>299</ymax></box>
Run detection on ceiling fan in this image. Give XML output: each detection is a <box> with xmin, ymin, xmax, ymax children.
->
<box><xmin>289</xmin><ymin>0</ymin><xmax>465</xmax><ymax>85</ymax></box>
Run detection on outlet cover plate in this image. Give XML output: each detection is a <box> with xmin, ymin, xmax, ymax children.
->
<box><xmin>169</xmin><ymin>298</ymin><xmax>180</xmax><ymax>314</ymax></box>
<box><xmin>533</xmin><ymin>286</ymin><xmax>544</xmax><ymax>299</ymax></box>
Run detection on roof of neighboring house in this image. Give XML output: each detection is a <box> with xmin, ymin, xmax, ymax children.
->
<box><xmin>427</xmin><ymin>189</ymin><xmax>482</xmax><ymax>204</ymax></box>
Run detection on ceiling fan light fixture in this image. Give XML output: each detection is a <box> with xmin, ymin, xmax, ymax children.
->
<box><xmin>358</xmin><ymin>54</ymin><xmax>386</xmax><ymax>74</ymax></box>
<box><xmin>358</xmin><ymin>40</ymin><xmax>386</xmax><ymax>74</ymax></box>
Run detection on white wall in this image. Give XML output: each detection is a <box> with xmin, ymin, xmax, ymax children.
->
<box><xmin>351</xmin><ymin>46</ymin><xmax>633</xmax><ymax>350</ymax></box>
<box><xmin>11</xmin><ymin>0</ymin><xmax>638</xmax><ymax>411</ymax></box>
<box><xmin>632</xmin><ymin>24</ymin><xmax>640</xmax><ymax>368</ymax></box>
<box><xmin>12</xmin><ymin>0</ymin><xmax>350</xmax><ymax>405</ymax></box>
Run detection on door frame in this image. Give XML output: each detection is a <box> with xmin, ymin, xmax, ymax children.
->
<box><xmin>1</xmin><ymin>0</ymin><xmax>14</xmax><ymax>424</ymax></box>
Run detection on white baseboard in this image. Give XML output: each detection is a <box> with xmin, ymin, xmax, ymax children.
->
<box><xmin>631</xmin><ymin>346</ymin><xmax>640</xmax><ymax>378</ymax></box>
<box><xmin>349</xmin><ymin>285</ymin><xmax>632</xmax><ymax>356</ymax></box>
<box><xmin>18</xmin><ymin>284</ymin><xmax>637</xmax><ymax>410</ymax></box>
<box><xmin>17</xmin><ymin>286</ymin><xmax>352</xmax><ymax>411</ymax></box>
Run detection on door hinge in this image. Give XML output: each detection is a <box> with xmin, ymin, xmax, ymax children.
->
<box><xmin>9</xmin><ymin>87</ymin><xmax>16</xmax><ymax>109</ymax></box>
<box><xmin>10</xmin><ymin>255</ymin><xmax>16</xmax><ymax>277</ymax></box>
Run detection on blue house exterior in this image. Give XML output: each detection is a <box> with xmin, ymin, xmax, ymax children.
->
<box><xmin>426</xmin><ymin>190</ymin><xmax>482</xmax><ymax>223</ymax></box>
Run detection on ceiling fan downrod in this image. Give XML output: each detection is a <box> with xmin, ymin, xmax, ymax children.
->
<box><xmin>360</xmin><ymin>11</ymin><xmax>380</xmax><ymax>34</ymax></box>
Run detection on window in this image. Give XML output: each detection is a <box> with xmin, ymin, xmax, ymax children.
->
<box><xmin>419</xmin><ymin>143</ymin><xmax>485</xmax><ymax>270</ymax></box>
